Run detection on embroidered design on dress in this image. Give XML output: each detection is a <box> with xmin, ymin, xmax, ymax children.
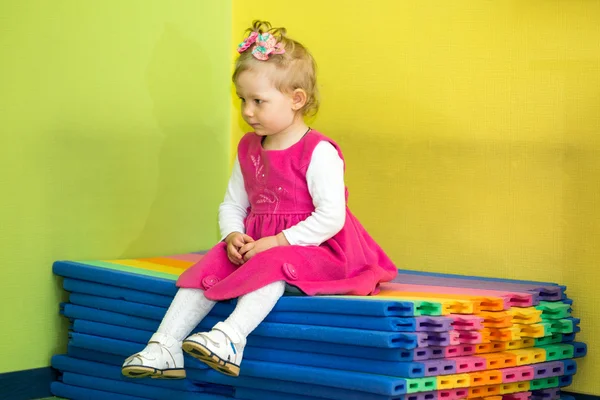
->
<box><xmin>251</xmin><ymin>155</ymin><xmax>264</xmax><ymax>181</ymax></box>
<box><xmin>256</xmin><ymin>187</ymin><xmax>280</xmax><ymax>212</ymax></box>
<box><xmin>250</xmin><ymin>153</ymin><xmax>286</xmax><ymax>212</ymax></box>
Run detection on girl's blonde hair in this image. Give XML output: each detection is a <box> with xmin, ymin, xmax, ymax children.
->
<box><xmin>233</xmin><ymin>20</ymin><xmax>319</xmax><ymax>117</ymax></box>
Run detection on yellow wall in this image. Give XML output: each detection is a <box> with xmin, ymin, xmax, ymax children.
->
<box><xmin>233</xmin><ymin>1</ymin><xmax>600</xmax><ymax>394</ymax></box>
<box><xmin>0</xmin><ymin>1</ymin><xmax>231</xmax><ymax>373</ymax></box>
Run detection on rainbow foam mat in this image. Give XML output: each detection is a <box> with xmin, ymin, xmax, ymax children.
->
<box><xmin>51</xmin><ymin>252</ymin><xmax>587</xmax><ymax>399</ymax></box>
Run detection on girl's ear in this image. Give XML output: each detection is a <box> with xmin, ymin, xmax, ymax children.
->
<box><xmin>291</xmin><ymin>89</ymin><xmax>308</xmax><ymax>111</ymax></box>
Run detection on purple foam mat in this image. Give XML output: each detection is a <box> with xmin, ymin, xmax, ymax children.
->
<box><xmin>421</xmin><ymin>331</ymin><xmax>455</xmax><ymax>347</ymax></box>
<box><xmin>429</xmin><ymin>344</ymin><xmax>476</xmax><ymax>358</ymax></box>
<box><xmin>422</xmin><ymin>359</ymin><xmax>455</xmax><ymax>377</ymax></box>
<box><xmin>531</xmin><ymin>388</ymin><xmax>560</xmax><ymax>400</ymax></box>
<box><xmin>414</xmin><ymin>316</ymin><xmax>453</xmax><ymax>332</ymax></box>
<box><xmin>532</xmin><ymin>361</ymin><xmax>565</xmax><ymax>379</ymax></box>
<box><xmin>392</xmin><ymin>273</ymin><xmax>563</xmax><ymax>301</ymax></box>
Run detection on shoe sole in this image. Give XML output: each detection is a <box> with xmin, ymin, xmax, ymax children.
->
<box><xmin>122</xmin><ymin>365</ymin><xmax>186</xmax><ymax>379</ymax></box>
<box><xmin>182</xmin><ymin>340</ymin><xmax>240</xmax><ymax>377</ymax></box>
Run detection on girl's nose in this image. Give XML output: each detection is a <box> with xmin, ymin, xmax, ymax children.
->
<box><xmin>242</xmin><ymin>104</ymin><xmax>253</xmax><ymax>118</ymax></box>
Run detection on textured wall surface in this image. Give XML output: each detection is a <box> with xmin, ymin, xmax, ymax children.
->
<box><xmin>232</xmin><ymin>1</ymin><xmax>600</xmax><ymax>393</ymax></box>
<box><xmin>0</xmin><ymin>0</ymin><xmax>232</xmax><ymax>373</ymax></box>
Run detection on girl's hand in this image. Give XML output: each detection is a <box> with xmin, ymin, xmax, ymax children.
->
<box><xmin>239</xmin><ymin>233</ymin><xmax>289</xmax><ymax>262</ymax></box>
<box><xmin>224</xmin><ymin>232</ymin><xmax>254</xmax><ymax>266</ymax></box>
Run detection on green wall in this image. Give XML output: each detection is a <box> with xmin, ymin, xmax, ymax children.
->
<box><xmin>0</xmin><ymin>1</ymin><xmax>232</xmax><ymax>373</ymax></box>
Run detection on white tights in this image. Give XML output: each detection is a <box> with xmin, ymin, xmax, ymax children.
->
<box><xmin>225</xmin><ymin>280</ymin><xmax>285</xmax><ymax>337</ymax></box>
<box><xmin>153</xmin><ymin>280</ymin><xmax>286</xmax><ymax>344</ymax></box>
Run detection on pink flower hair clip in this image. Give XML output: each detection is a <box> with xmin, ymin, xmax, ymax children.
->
<box><xmin>237</xmin><ymin>31</ymin><xmax>285</xmax><ymax>61</ymax></box>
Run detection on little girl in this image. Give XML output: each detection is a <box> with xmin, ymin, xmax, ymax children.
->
<box><xmin>122</xmin><ymin>20</ymin><xmax>397</xmax><ymax>379</ymax></box>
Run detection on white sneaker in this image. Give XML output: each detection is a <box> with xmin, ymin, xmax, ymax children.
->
<box><xmin>182</xmin><ymin>321</ymin><xmax>246</xmax><ymax>377</ymax></box>
<box><xmin>122</xmin><ymin>333</ymin><xmax>186</xmax><ymax>379</ymax></box>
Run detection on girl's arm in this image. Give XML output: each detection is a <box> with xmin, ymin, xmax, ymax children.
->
<box><xmin>283</xmin><ymin>141</ymin><xmax>346</xmax><ymax>246</ymax></box>
<box><xmin>218</xmin><ymin>156</ymin><xmax>250</xmax><ymax>240</ymax></box>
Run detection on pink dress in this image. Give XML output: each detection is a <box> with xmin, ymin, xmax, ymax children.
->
<box><xmin>177</xmin><ymin>130</ymin><xmax>397</xmax><ymax>301</ymax></box>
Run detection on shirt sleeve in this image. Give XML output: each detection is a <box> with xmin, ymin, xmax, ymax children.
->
<box><xmin>282</xmin><ymin>141</ymin><xmax>346</xmax><ymax>246</ymax></box>
<box><xmin>218</xmin><ymin>156</ymin><xmax>250</xmax><ymax>240</ymax></box>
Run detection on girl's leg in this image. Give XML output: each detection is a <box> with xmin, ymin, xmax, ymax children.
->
<box><xmin>122</xmin><ymin>288</ymin><xmax>216</xmax><ymax>379</ymax></box>
<box><xmin>182</xmin><ymin>280</ymin><xmax>285</xmax><ymax>376</ymax></box>
<box><xmin>225</xmin><ymin>279</ymin><xmax>286</xmax><ymax>337</ymax></box>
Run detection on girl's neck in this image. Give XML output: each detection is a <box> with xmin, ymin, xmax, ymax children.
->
<box><xmin>262</xmin><ymin>121</ymin><xmax>310</xmax><ymax>151</ymax></box>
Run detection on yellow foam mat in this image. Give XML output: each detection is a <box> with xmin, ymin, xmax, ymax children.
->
<box><xmin>469</xmin><ymin>370</ymin><xmax>503</xmax><ymax>387</ymax></box>
<box><xmin>104</xmin><ymin>259</ymin><xmax>188</xmax><ymax>276</ymax></box>
<box><xmin>487</xmin><ymin>326</ymin><xmax>522</xmax><ymax>341</ymax></box>
<box><xmin>478</xmin><ymin>311</ymin><xmax>513</xmax><ymax>328</ymax></box>
<box><xmin>499</xmin><ymin>381</ymin><xmax>531</xmax><ymax>394</ymax></box>
<box><xmin>515</xmin><ymin>323</ymin><xmax>546</xmax><ymax>338</ymax></box>
<box><xmin>504</xmin><ymin>338</ymin><xmax>536</xmax><ymax>350</ymax></box>
<box><xmin>468</xmin><ymin>384</ymin><xmax>502</xmax><ymax>398</ymax></box>
<box><xmin>437</xmin><ymin>373</ymin><xmax>471</xmax><ymax>389</ymax></box>
<box><xmin>506</xmin><ymin>307</ymin><xmax>543</xmax><ymax>324</ymax></box>
<box><xmin>475</xmin><ymin>343</ymin><xmax>505</xmax><ymax>354</ymax></box>
<box><xmin>478</xmin><ymin>352</ymin><xmax>517</xmax><ymax>369</ymax></box>
<box><xmin>505</xmin><ymin>348</ymin><xmax>547</xmax><ymax>366</ymax></box>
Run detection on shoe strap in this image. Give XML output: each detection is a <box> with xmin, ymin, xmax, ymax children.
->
<box><xmin>149</xmin><ymin>332</ymin><xmax>180</xmax><ymax>348</ymax></box>
<box><xmin>213</xmin><ymin>321</ymin><xmax>246</xmax><ymax>347</ymax></box>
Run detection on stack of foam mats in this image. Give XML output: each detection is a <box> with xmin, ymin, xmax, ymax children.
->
<box><xmin>50</xmin><ymin>251</ymin><xmax>587</xmax><ymax>400</ymax></box>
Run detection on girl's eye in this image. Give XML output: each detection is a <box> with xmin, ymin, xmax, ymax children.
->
<box><xmin>254</xmin><ymin>99</ymin><xmax>263</xmax><ymax>105</ymax></box>
<box><xmin>239</xmin><ymin>97</ymin><xmax>246</xmax><ymax>103</ymax></box>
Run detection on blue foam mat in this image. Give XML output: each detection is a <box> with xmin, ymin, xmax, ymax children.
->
<box><xmin>54</xmin><ymin>261</ymin><xmax>177</xmax><ymax>294</ymax></box>
<box><xmin>67</xmin><ymin>293</ymin><xmax>423</xmax><ymax>349</ymax></box>
<box><xmin>56</xmin><ymin>350</ymin><xmax>578</xmax><ymax>400</ymax></box>
<box><xmin>560</xmin><ymin>333</ymin><xmax>576</xmax><ymax>342</ymax></box>
<box><xmin>67</xmin><ymin>322</ymin><xmax>586</xmax><ymax>396</ymax></box>
<box><xmin>63</xmin><ymin>278</ymin><xmax>173</xmax><ymax>307</ymax></box>
<box><xmin>68</xmin><ymin>345</ymin><xmax>127</xmax><ymax>365</ymax></box>
<box><xmin>62</xmin><ymin>304</ymin><xmax>434</xmax><ymax>362</ymax></box>
<box><xmin>235</xmin><ymin>387</ymin><xmax>440</xmax><ymax>400</ymax></box>
<box><xmin>559</xmin><ymin>374</ymin><xmax>573</xmax><ymax>387</ymax></box>
<box><xmin>63</xmin><ymin>302</ymin><xmax>581</xmax><ymax>363</ymax></box>
<box><xmin>572</xmin><ymin>342</ymin><xmax>587</xmax><ymax>357</ymax></box>
<box><xmin>62</xmin><ymin>372</ymin><xmax>233</xmax><ymax>400</ymax></box>
<box><xmin>51</xmin><ymin>381</ymin><xmax>149</xmax><ymax>400</ymax></box>
<box><xmin>52</xmin><ymin>352</ymin><xmax>228</xmax><ymax>393</ymax></box>
<box><xmin>561</xmin><ymin>359</ymin><xmax>577</xmax><ymax>375</ymax></box>
<box><xmin>239</xmin><ymin>310</ymin><xmax>445</xmax><ymax>333</ymax></box>
<box><xmin>244</xmin><ymin>347</ymin><xmax>453</xmax><ymax>378</ymax></box>
<box><xmin>70</xmin><ymin>317</ymin><xmax>440</xmax><ymax>378</ymax></box>
<box><xmin>69</xmin><ymin>332</ymin><xmax>210</xmax><ymax>369</ymax></box>
<box><xmin>60</xmin><ymin>351</ymin><xmax>405</xmax><ymax>400</ymax></box>
<box><xmin>55</xmin><ymin>263</ymin><xmax>434</xmax><ymax>317</ymax></box>
<box><xmin>70</xmin><ymin>317</ymin><xmax>587</xmax><ymax>370</ymax></box>
<box><xmin>54</xmin><ymin>263</ymin><xmax>587</xmax><ymax>398</ymax></box>
<box><xmin>66</xmin><ymin>333</ymin><xmax>411</xmax><ymax>396</ymax></box>
<box><xmin>66</xmin><ymin>292</ymin><xmax>578</xmax><ymax>350</ymax></box>
<box><xmin>235</xmin><ymin>387</ymin><xmax>334</xmax><ymax>400</ymax></box>
<box><xmin>64</xmin><ymin>277</ymin><xmax>446</xmax><ymax>332</ymax></box>
<box><xmin>531</xmin><ymin>389</ymin><xmax>559</xmax><ymax>400</ymax></box>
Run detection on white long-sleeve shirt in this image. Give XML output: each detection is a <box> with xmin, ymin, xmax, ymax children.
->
<box><xmin>218</xmin><ymin>141</ymin><xmax>346</xmax><ymax>246</ymax></box>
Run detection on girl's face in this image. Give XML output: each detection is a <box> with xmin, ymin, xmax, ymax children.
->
<box><xmin>235</xmin><ymin>65</ymin><xmax>299</xmax><ymax>138</ymax></box>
